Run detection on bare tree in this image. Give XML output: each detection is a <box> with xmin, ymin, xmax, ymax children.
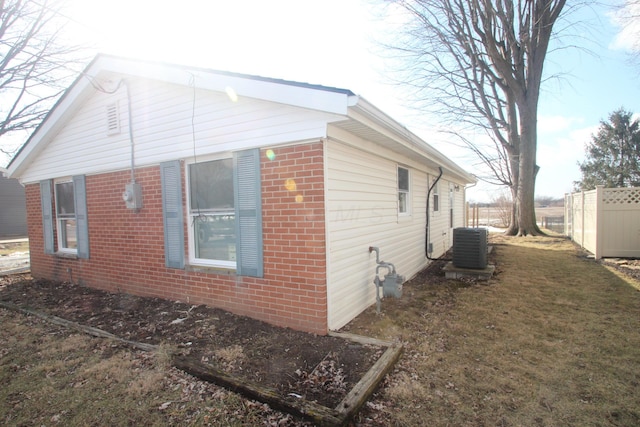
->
<box><xmin>379</xmin><ymin>0</ymin><xmax>567</xmax><ymax>236</ymax></box>
<box><xmin>0</xmin><ymin>0</ymin><xmax>87</xmax><ymax>159</ymax></box>
<box><xmin>490</xmin><ymin>188</ymin><xmax>512</xmax><ymax>228</ymax></box>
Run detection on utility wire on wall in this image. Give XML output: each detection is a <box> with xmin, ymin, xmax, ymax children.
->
<box><xmin>188</xmin><ymin>72</ymin><xmax>205</xmax><ymax>223</ymax></box>
<box><xmin>124</xmin><ymin>80</ymin><xmax>136</xmax><ymax>184</ymax></box>
<box><xmin>82</xmin><ymin>73</ymin><xmax>141</xmax><ymax>210</ymax></box>
<box><xmin>82</xmin><ymin>74</ymin><xmax>136</xmax><ymax>184</ymax></box>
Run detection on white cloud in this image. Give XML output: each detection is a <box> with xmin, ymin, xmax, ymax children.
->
<box><xmin>539</xmin><ymin>124</ymin><xmax>598</xmax><ymax>167</ymax></box>
<box><xmin>538</xmin><ymin>115</ymin><xmax>584</xmax><ymax>134</ymax></box>
<box><xmin>535</xmin><ymin>123</ymin><xmax>599</xmax><ymax>196</ymax></box>
<box><xmin>609</xmin><ymin>1</ymin><xmax>640</xmax><ymax>52</ymax></box>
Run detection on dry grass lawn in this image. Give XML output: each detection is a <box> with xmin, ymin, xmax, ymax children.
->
<box><xmin>0</xmin><ymin>311</ymin><xmax>304</xmax><ymax>426</ymax></box>
<box><xmin>347</xmin><ymin>234</ymin><xmax>640</xmax><ymax>426</ymax></box>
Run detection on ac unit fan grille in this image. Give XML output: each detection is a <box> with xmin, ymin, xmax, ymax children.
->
<box><xmin>452</xmin><ymin>228</ymin><xmax>488</xmax><ymax>269</ymax></box>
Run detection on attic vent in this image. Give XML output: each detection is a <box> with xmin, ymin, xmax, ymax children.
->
<box><xmin>452</xmin><ymin>227</ymin><xmax>488</xmax><ymax>269</ymax></box>
<box><xmin>106</xmin><ymin>102</ymin><xmax>120</xmax><ymax>135</ymax></box>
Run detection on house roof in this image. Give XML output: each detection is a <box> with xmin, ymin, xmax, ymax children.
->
<box><xmin>7</xmin><ymin>54</ymin><xmax>475</xmax><ymax>184</ymax></box>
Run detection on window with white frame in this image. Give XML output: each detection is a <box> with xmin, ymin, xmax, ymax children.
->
<box><xmin>55</xmin><ymin>180</ymin><xmax>77</xmax><ymax>251</ymax></box>
<box><xmin>398</xmin><ymin>166</ymin><xmax>410</xmax><ymax>214</ymax></box>
<box><xmin>433</xmin><ymin>181</ymin><xmax>440</xmax><ymax>212</ymax></box>
<box><xmin>449</xmin><ymin>183</ymin><xmax>454</xmax><ymax>227</ymax></box>
<box><xmin>188</xmin><ymin>158</ymin><xmax>236</xmax><ymax>267</ymax></box>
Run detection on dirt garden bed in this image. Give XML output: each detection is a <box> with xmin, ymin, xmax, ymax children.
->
<box><xmin>0</xmin><ymin>274</ymin><xmax>394</xmax><ymax>424</ymax></box>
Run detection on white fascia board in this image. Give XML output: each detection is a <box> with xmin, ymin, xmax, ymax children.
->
<box><xmin>347</xmin><ymin>97</ymin><xmax>476</xmax><ymax>184</ymax></box>
<box><xmin>94</xmin><ymin>56</ymin><xmax>353</xmax><ymax>115</ymax></box>
<box><xmin>196</xmin><ymin>73</ymin><xmax>352</xmax><ymax>115</ymax></box>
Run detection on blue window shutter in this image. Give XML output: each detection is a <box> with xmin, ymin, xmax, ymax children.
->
<box><xmin>234</xmin><ymin>149</ymin><xmax>263</xmax><ymax>277</ymax></box>
<box><xmin>160</xmin><ymin>160</ymin><xmax>185</xmax><ymax>269</ymax></box>
<box><xmin>40</xmin><ymin>180</ymin><xmax>54</xmax><ymax>254</ymax></box>
<box><xmin>73</xmin><ymin>175</ymin><xmax>90</xmax><ymax>259</ymax></box>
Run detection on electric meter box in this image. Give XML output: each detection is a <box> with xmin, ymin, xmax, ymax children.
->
<box><xmin>123</xmin><ymin>182</ymin><xmax>143</xmax><ymax>210</ymax></box>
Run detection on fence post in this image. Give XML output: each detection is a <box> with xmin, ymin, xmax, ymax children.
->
<box><xmin>564</xmin><ymin>193</ymin><xmax>569</xmax><ymax>236</ymax></box>
<box><xmin>466</xmin><ymin>202</ymin><xmax>470</xmax><ymax>227</ymax></box>
<box><xmin>472</xmin><ymin>203</ymin><xmax>477</xmax><ymax>227</ymax></box>
<box><xmin>595</xmin><ymin>185</ymin><xmax>604</xmax><ymax>260</ymax></box>
<box><xmin>580</xmin><ymin>190</ymin><xmax>585</xmax><ymax>250</ymax></box>
<box><xmin>569</xmin><ymin>193</ymin><xmax>574</xmax><ymax>238</ymax></box>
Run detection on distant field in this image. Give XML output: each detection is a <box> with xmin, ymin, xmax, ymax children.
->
<box><xmin>468</xmin><ymin>205</ymin><xmax>565</xmax><ymax>230</ymax></box>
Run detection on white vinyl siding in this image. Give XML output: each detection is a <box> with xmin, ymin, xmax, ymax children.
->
<box><xmin>325</xmin><ymin>130</ymin><xmax>469</xmax><ymax>330</ymax></box>
<box><xmin>452</xmin><ymin>184</ymin><xmax>465</xmax><ymax>228</ymax></box>
<box><xmin>429</xmin><ymin>178</ymin><xmax>453</xmax><ymax>255</ymax></box>
<box><xmin>326</xmin><ymin>137</ymin><xmax>430</xmax><ymax>330</ymax></box>
<box><xmin>19</xmin><ymin>78</ymin><xmax>343</xmax><ymax>184</ymax></box>
<box><xmin>429</xmin><ymin>179</ymin><xmax>465</xmax><ymax>251</ymax></box>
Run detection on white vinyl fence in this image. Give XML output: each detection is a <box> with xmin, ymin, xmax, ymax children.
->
<box><xmin>565</xmin><ymin>186</ymin><xmax>640</xmax><ymax>259</ymax></box>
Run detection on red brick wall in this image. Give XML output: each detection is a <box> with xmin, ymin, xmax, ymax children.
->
<box><xmin>25</xmin><ymin>142</ymin><xmax>328</xmax><ymax>334</ymax></box>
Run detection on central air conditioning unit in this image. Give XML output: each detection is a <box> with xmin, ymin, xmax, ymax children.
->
<box><xmin>453</xmin><ymin>227</ymin><xmax>488</xmax><ymax>269</ymax></box>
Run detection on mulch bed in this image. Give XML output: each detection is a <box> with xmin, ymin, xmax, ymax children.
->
<box><xmin>601</xmin><ymin>258</ymin><xmax>640</xmax><ymax>284</ymax></box>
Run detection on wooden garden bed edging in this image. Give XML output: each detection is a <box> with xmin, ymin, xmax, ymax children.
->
<box><xmin>329</xmin><ymin>332</ymin><xmax>403</xmax><ymax>422</ymax></box>
<box><xmin>175</xmin><ymin>332</ymin><xmax>403</xmax><ymax>426</ymax></box>
<box><xmin>173</xmin><ymin>354</ymin><xmax>344</xmax><ymax>426</ymax></box>
<box><xmin>0</xmin><ymin>301</ymin><xmax>402</xmax><ymax>426</ymax></box>
<box><xmin>0</xmin><ymin>301</ymin><xmax>157</xmax><ymax>352</ymax></box>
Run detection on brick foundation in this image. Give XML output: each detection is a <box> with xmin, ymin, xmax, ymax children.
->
<box><xmin>26</xmin><ymin>142</ymin><xmax>328</xmax><ymax>334</ymax></box>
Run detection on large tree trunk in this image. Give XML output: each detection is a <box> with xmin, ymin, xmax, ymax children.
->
<box><xmin>506</xmin><ymin>153</ymin><xmax>520</xmax><ymax>235</ymax></box>
<box><xmin>507</xmin><ymin>104</ymin><xmax>543</xmax><ymax>236</ymax></box>
<box><xmin>507</xmin><ymin>185</ymin><xmax>518</xmax><ymax>234</ymax></box>
<box><xmin>514</xmin><ymin>149</ymin><xmax>540</xmax><ymax>236</ymax></box>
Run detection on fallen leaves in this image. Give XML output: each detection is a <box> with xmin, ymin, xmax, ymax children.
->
<box><xmin>292</xmin><ymin>352</ymin><xmax>348</xmax><ymax>399</ymax></box>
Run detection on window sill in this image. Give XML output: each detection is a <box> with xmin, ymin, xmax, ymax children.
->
<box><xmin>186</xmin><ymin>264</ymin><xmax>236</xmax><ymax>275</ymax></box>
<box><xmin>55</xmin><ymin>251</ymin><xmax>78</xmax><ymax>259</ymax></box>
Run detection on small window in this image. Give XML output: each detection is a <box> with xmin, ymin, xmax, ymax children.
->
<box><xmin>398</xmin><ymin>166</ymin><xmax>410</xmax><ymax>214</ymax></box>
<box><xmin>449</xmin><ymin>184</ymin><xmax>454</xmax><ymax>227</ymax></box>
<box><xmin>433</xmin><ymin>182</ymin><xmax>439</xmax><ymax>212</ymax></box>
<box><xmin>55</xmin><ymin>181</ymin><xmax>77</xmax><ymax>251</ymax></box>
<box><xmin>188</xmin><ymin>158</ymin><xmax>236</xmax><ymax>266</ymax></box>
